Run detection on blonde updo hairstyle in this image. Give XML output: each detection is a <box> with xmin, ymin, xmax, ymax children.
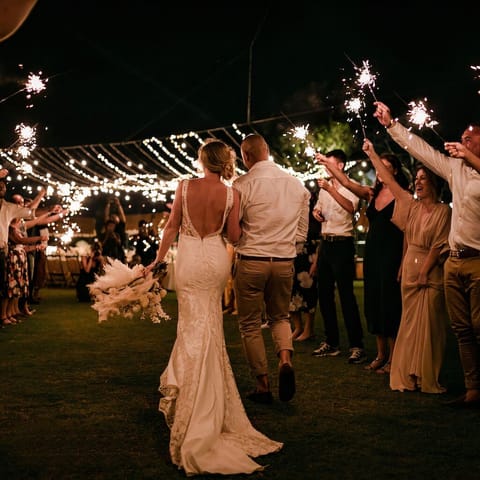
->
<box><xmin>198</xmin><ymin>139</ymin><xmax>236</xmax><ymax>180</ymax></box>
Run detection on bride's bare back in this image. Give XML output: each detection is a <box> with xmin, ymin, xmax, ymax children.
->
<box><xmin>185</xmin><ymin>178</ymin><xmax>228</xmax><ymax>238</ymax></box>
<box><xmin>148</xmin><ymin>139</ymin><xmax>241</xmax><ymax>268</ymax></box>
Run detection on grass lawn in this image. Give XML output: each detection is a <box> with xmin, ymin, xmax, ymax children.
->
<box><xmin>0</xmin><ymin>284</ymin><xmax>478</xmax><ymax>480</ymax></box>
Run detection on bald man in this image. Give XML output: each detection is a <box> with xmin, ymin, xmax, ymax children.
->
<box><xmin>233</xmin><ymin>134</ymin><xmax>310</xmax><ymax>403</ymax></box>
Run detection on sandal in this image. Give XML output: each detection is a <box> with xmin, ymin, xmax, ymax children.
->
<box><xmin>364</xmin><ymin>357</ymin><xmax>385</xmax><ymax>371</ymax></box>
<box><xmin>376</xmin><ymin>362</ymin><xmax>391</xmax><ymax>374</ymax></box>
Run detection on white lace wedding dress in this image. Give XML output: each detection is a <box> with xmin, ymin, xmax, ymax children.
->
<box><xmin>159</xmin><ymin>180</ymin><xmax>282</xmax><ymax>476</ymax></box>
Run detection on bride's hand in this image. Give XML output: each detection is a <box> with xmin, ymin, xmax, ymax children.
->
<box><xmin>143</xmin><ymin>262</ymin><xmax>155</xmax><ymax>277</ymax></box>
<box><xmin>144</xmin><ymin>259</ymin><xmax>164</xmax><ymax>277</ymax></box>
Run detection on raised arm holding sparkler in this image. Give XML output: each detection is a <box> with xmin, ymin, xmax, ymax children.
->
<box><xmin>372</xmin><ymin>99</ymin><xmax>480</xmax><ymax>407</ymax></box>
<box><xmin>316</xmin><ymin>153</ymin><xmax>373</xmax><ymax>201</ymax></box>
<box><xmin>444</xmin><ymin>139</ymin><xmax>480</xmax><ymax>173</ymax></box>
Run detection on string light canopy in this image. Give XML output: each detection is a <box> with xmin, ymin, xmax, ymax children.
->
<box><xmin>0</xmin><ymin>112</ymin><xmax>330</xmax><ymax>216</ymax></box>
<box><xmin>1</xmin><ymin>115</ymin><xmax>374</xmax><ymax>249</ymax></box>
<box><xmin>0</xmin><ymin>68</ymin><xmax>331</xmax><ymax>214</ymax></box>
<box><xmin>1</xmin><ymin>127</ymin><xmax>231</xmax><ymax>213</ymax></box>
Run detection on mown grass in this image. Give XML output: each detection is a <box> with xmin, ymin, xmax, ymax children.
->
<box><xmin>0</xmin><ymin>284</ymin><xmax>478</xmax><ymax>480</ymax></box>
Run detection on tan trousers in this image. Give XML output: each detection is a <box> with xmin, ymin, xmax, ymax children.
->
<box><xmin>444</xmin><ymin>256</ymin><xmax>480</xmax><ymax>390</ymax></box>
<box><xmin>233</xmin><ymin>259</ymin><xmax>294</xmax><ymax>378</ymax></box>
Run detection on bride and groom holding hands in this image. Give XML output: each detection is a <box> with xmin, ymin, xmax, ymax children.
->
<box><xmin>145</xmin><ymin>133</ymin><xmax>310</xmax><ymax>476</ymax></box>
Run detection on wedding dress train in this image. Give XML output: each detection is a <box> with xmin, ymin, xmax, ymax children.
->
<box><xmin>159</xmin><ymin>180</ymin><xmax>282</xmax><ymax>476</ymax></box>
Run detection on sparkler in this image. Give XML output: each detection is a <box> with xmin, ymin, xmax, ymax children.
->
<box><xmin>280</xmin><ymin>112</ymin><xmax>323</xmax><ymax>171</ymax></box>
<box><xmin>25</xmin><ymin>72</ymin><xmax>47</xmax><ymax>95</ymax></box>
<box><xmin>343</xmin><ymin>55</ymin><xmax>380</xmax><ymax>138</ymax></box>
<box><xmin>407</xmin><ymin>98</ymin><xmax>444</xmax><ymax>141</ymax></box>
<box><xmin>344</xmin><ymin>95</ymin><xmax>367</xmax><ymax>138</ymax></box>
<box><xmin>14</xmin><ymin>122</ymin><xmax>37</xmax><ymax>158</ymax></box>
<box><xmin>291</xmin><ymin>125</ymin><xmax>309</xmax><ymax>141</ymax></box>
<box><xmin>290</xmin><ymin>124</ymin><xmax>318</xmax><ymax>157</ymax></box>
<box><xmin>0</xmin><ymin>71</ymin><xmax>47</xmax><ymax>105</ymax></box>
<box><xmin>344</xmin><ymin>54</ymin><xmax>380</xmax><ymax>102</ymax></box>
<box><xmin>284</xmin><ymin>124</ymin><xmax>330</xmax><ymax>179</ymax></box>
<box><xmin>355</xmin><ymin>59</ymin><xmax>379</xmax><ymax>102</ymax></box>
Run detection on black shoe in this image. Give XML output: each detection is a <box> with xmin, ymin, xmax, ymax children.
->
<box><xmin>278</xmin><ymin>363</ymin><xmax>295</xmax><ymax>402</ymax></box>
<box><xmin>246</xmin><ymin>390</ymin><xmax>273</xmax><ymax>405</ymax></box>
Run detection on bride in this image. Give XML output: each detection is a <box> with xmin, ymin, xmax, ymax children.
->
<box><xmin>145</xmin><ymin>139</ymin><xmax>282</xmax><ymax>476</ymax></box>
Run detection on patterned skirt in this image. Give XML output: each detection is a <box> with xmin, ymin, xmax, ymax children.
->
<box><xmin>7</xmin><ymin>246</ymin><xmax>29</xmax><ymax>298</ymax></box>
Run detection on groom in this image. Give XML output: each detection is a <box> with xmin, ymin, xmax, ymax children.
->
<box><xmin>233</xmin><ymin>134</ymin><xmax>310</xmax><ymax>403</ymax></box>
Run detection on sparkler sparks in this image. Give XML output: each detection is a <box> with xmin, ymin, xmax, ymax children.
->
<box><xmin>304</xmin><ymin>145</ymin><xmax>316</xmax><ymax>158</ymax></box>
<box><xmin>406</xmin><ymin>98</ymin><xmax>445</xmax><ymax>142</ymax></box>
<box><xmin>15</xmin><ymin>123</ymin><xmax>37</xmax><ymax>158</ymax></box>
<box><xmin>344</xmin><ymin>95</ymin><xmax>366</xmax><ymax>138</ymax></box>
<box><xmin>291</xmin><ymin>125</ymin><xmax>310</xmax><ymax>141</ymax></box>
<box><xmin>0</xmin><ymin>70</ymin><xmax>48</xmax><ymax>105</ymax></box>
<box><xmin>289</xmin><ymin>124</ymin><xmax>317</xmax><ymax>157</ymax></box>
<box><xmin>407</xmin><ymin>99</ymin><xmax>439</xmax><ymax>130</ymax></box>
<box><xmin>281</xmin><ymin>124</ymin><xmax>327</xmax><ymax>180</ymax></box>
<box><xmin>25</xmin><ymin>72</ymin><xmax>47</xmax><ymax>95</ymax></box>
<box><xmin>345</xmin><ymin>97</ymin><xmax>364</xmax><ymax>116</ymax></box>
<box><xmin>355</xmin><ymin>60</ymin><xmax>378</xmax><ymax>101</ymax></box>
<box><xmin>343</xmin><ymin>56</ymin><xmax>380</xmax><ymax>138</ymax></box>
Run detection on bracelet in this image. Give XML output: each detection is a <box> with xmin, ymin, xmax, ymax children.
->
<box><xmin>386</xmin><ymin>119</ymin><xmax>396</xmax><ymax>130</ymax></box>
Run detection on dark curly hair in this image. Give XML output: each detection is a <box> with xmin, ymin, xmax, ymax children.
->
<box><xmin>372</xmin><ymin>153</ymin><xmax>411</xmax><ymax>198</ymax></box>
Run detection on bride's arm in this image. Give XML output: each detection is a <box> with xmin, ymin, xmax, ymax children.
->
<box><xmin>226</xmin><ymin>187</ymin><xmax>241</xmax><ymax>244</ymax></box>
<box><xmin>148</xmin><ymin>182</ymin><xmax>183</xmax><ymax>270</ymax></box>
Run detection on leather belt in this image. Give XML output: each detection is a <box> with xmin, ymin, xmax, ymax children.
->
<box><xmin>321</xmin><ymin>235</ymin><xmax>352</xmax><ymax>242</ymax></box>
<box><xmin>237</xmin><ymin>254</ymin><xmax>295</xmax><ymax>262</ymax></box>
<box><xmin>449</xmin><ymin>247</ymin><xmax>480</xmax><ymax>259</ymax></box>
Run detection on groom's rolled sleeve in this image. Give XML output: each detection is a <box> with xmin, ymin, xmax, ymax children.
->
<box><xmin>295</xmin><ymin>191</ymin><xmax>310</xmax><ymax>245</ymax></box>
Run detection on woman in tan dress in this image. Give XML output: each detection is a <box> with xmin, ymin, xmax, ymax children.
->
<box><xmin>363</xmin><ymin>139</ymin><xmax>451</xmax><ymax>394</ymax></box>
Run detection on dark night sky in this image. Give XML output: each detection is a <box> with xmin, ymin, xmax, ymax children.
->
<box><xmin>1</xmin><ymin>1</ymin><xmax>479</xmax><ymax>150</ymax></box>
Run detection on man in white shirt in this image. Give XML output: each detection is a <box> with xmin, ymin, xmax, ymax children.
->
<box><xmin>373</xmin><ymin>101</ymin><xmax>480</xmax><ymax>408</ymax></box>
<box><xmin>311</xmin><ymin>150</ymin><xmax>366</xmax><ymax>364</ymax></box>
<box><xmin>233</xmin><ymin>134</ymin><xmax>310</xmax><ymax>403</ymax></box>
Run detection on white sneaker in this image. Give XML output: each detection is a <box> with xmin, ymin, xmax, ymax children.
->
<box><xmin>312</xmin><ymin>342</ymin><xmax>341</xmax><ymax>357</ymax></box>
<box><xmin>348</xmin><ymin>347</ymin><xmax>367</xmax><ymax>364</ymax></box>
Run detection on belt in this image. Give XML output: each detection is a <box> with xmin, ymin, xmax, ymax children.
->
<box><xmin>237</xmin><ymin>254</ymin><xmax>295</xmax><ymax>262</ymax></box>
<box><xmin>449</xmin><ymin>247</ymin><xmax>480</xmax><ymax>259</ymax></box>
<box><xmin>321</xmin><ymin>235</ymin><xmax>352</xmax><ymax>242</ymax></box>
